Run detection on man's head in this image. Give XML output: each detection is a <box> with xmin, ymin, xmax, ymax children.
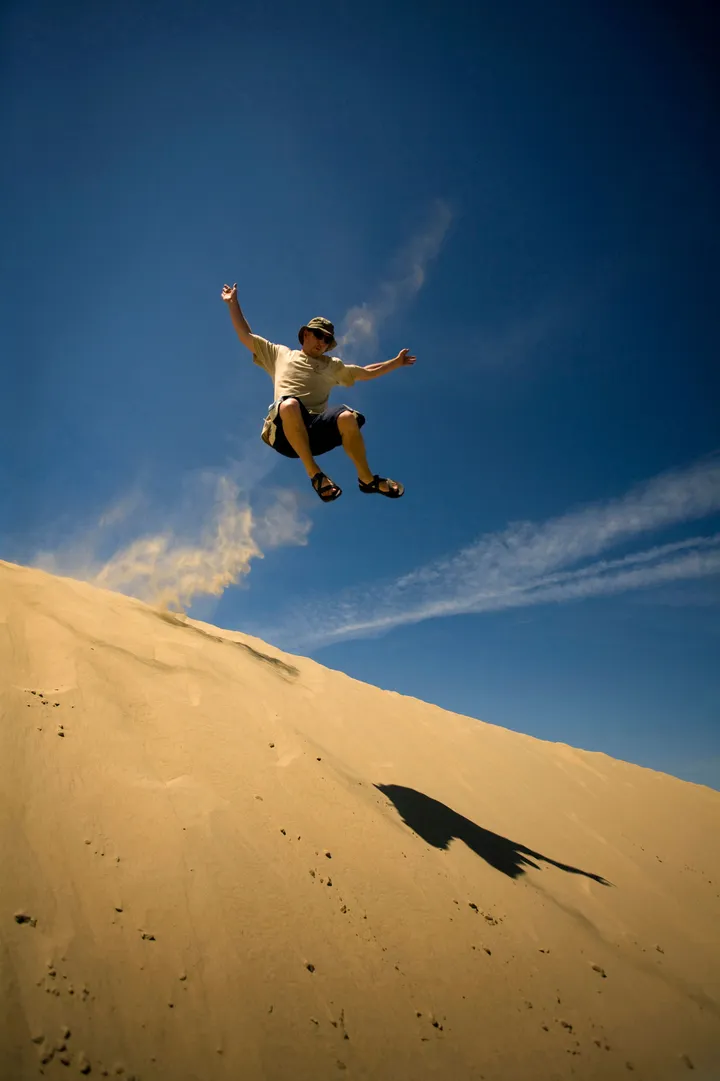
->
<box><xmin>299</xmin><ymin>316</ymin><xmax>337</xmax><ymax>357</ymax></box>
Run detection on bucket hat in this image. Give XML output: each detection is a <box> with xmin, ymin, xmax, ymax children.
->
<box><xmin>298</xmin><ymin>316</ymin><xmax>337</xmax><ymax>352</ymax></box>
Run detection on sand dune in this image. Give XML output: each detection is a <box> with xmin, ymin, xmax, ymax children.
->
<box><xmin>1</xmin><ymin>558</ymin><xmax>718</xmax><ymax>1080</ymax></box>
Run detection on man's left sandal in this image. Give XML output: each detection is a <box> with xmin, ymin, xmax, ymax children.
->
<box><xmin>358</xmin><ymin>475</ymin><xmax>404</xmax><ymax>499</ymax></box>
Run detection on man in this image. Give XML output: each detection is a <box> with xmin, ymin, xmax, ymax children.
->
<box><xmin>221</xmin><ymin>282</ymin><xmax>416</xmax><ymax>503</ymax></box>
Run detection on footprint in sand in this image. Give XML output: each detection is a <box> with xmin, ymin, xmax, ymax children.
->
<box><xmin>14</xmin><ymin>911</ymin><xmax>37</xmax><ymax>926</ymax></box>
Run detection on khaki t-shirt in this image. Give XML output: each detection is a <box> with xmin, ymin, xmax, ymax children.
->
<box><xmin>250</xmin><ymin>334</ymin><xmax>363</xmax><ymax>415</ymax></box>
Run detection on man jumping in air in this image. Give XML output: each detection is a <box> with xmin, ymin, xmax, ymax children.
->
<box><xmin>221</xmin><ymin>282</ymin><xmax>416</xmax><ymax>503</ymax></box>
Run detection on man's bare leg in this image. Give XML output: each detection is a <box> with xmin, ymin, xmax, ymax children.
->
<box><xmin>277</xmin><ymin>399</ymin><xmax>321</xmax><ymax>477</ymax></box>
<box><xmin>337</xmin><ymin>410</ymin><xmax>401</xmax><ymax>494</ymax></box>
<box><xmin>278</xmin><ymin>399</ymin><xmax>340</xmax><ymax>496</ymax></box>
<box><xmin>337</xmin><ymin>410</ymin><xmax>373</xmax><ymax>483</ymax></box>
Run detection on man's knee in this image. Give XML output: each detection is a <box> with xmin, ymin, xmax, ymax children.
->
<box><xmin>337</xmin><ymin>409</ymin><xmax>359</xmax><ymax>433</ymax></box>
<box><xmin>278</xmin><ymin>397</ymin><xmax>301</xmax><ymax>419</ymax></box>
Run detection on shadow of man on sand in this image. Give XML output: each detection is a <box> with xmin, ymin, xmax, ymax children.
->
<box><xmin>375</xmin><ymin>784</ymin><xmax>611</xmax><ymax>885</ymax></box>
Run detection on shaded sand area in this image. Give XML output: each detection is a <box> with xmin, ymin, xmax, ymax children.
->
<box><xmin>1</xmin><ymin>559</ymin><xmax>719</xmax><ymax>1080</ymax></box>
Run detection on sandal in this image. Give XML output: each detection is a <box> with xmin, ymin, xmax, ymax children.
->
<box><xmin>358</xmin><ymin>475</ymin><xmax>404</xmax><ymax>499</ymax></box>
<box><xmin>311</xmin><ymin>471</ymin><xmax>342</xmax><ymax>503</ymax></box>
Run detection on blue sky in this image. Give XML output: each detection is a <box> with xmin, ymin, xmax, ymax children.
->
<box><xmin>3</xmin><ymin>0</ymin><xmax>719</xmax><ymax>788</ymax></box>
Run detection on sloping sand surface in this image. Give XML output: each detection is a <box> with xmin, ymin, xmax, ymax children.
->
<box><xmin>2</xmin><ymin>559</ymin><xmax>719</xmax><ymax>1080</ymax></box>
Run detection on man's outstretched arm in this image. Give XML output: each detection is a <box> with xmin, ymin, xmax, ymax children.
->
<box><xmin>354</xmin><ymin>348</ymin><xmax>417</xmax><ymax>381</ymax></box>
<box><xmin>221</xmin><ymin>282</ymin><xmax>255</xmax><ymax>352</ymax></box>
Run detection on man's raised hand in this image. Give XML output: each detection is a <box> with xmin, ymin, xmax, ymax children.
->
<box><xmin>221</xmin><ymin>283</ymin><xmax>238</xmax><ymax>304</ymax></box>
<box><xmin>396</xmin><ymin>348</ymin><xmax>417</xmax><ymax>366</ymax></box>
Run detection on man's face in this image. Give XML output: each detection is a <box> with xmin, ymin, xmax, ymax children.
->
<box><xmin>302</xmin><ymin>328</ymin><xmax>332</xmax><ymax>357</ymax></box>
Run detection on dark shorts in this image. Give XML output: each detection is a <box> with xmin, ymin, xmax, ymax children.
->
<box><xmin>271</xmin><ymin>397</ymin><xmax>366</xmax><ymax>459</ymax></box>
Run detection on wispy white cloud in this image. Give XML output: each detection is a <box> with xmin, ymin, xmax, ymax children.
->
<box><xmin>260</xmin><ymin>457</ymin><xmax>720</xmax><ymax>648</ymax></box>
<box><xmin>338</xmin><ymin>199</ymin><xmax>453</xmax><ymax>358</ymax></box>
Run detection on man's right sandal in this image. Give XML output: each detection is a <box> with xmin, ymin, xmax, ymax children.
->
<box><xmin>358</xmin><ymin>475</ymin><xmax>404</xmax><ymax>499</ymax></box>
<box><xmin>311</xmin><ymin>472</ymin><xmax>342</xmax><ymax>503</ymax></box>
